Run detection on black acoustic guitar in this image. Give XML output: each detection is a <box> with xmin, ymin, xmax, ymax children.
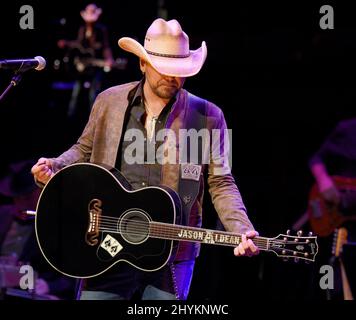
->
<box><xmin>35</xmin><ymin>163</ymin><xmax>318</xmax><ymax>278</ymax></box>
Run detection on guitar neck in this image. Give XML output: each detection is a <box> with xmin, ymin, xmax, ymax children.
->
<box><xmin>149</xmin><ymin>222</ymin><xmax>270</xmax><ymax>251</ymax></box>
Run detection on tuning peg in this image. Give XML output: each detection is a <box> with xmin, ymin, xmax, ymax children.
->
<box><xmin>297</xmin><ymin>230</ymin><xmax>303</xmax><ymax>237</ymax></box>
<box><xmin>308</xmin><ymin>231</ymin><xmax>313</xmax><ymax>236</ymax></box>
<box><xmin>294</xmin><ymin>257</ymin><xmax>300</xmax><ymax>263</ymax></box>
<box><xmin>286</xmin><ymin>229</ymin><xmax>291</xmax><ymax>235</ymax></box>
<box><xmin>283</xmin><ymin>257</ymin><xmax>289</xmax><ymax>262</ymax></box>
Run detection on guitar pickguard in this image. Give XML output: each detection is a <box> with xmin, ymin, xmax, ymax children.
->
<box><xmin>97</xmin><ymin>232</ymin><xmax>122</xmax><ymax>262</ymax></box>
<box><xmin>100</xmin><ymin>234</ymin><xmax>123</xmax><ymax>257</ymax></box>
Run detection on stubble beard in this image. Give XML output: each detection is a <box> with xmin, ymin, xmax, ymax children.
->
<box><xmin>153</xmin><ymin>80</ymin><xmax>180</xmax><ymax>100</ymax></box>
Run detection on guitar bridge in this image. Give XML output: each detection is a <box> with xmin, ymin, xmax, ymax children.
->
<box><xmin>86</xmin><ymin>199</ymin><xmax>102</xmax><ymax>246</ymax></box>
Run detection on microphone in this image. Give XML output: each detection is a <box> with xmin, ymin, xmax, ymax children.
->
<box><xmin>0</xmin><ymin>56</ymin><xmax>46</xmax><ymax>72</ymax></box>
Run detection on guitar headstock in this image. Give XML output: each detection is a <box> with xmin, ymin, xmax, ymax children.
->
<box><xmin>269</xmin><ymin>230</ymin><xmax>318</xmax><ymax>262</ymax></box>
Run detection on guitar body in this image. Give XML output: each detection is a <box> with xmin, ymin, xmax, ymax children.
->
<box><xmin>308</xmin><ymin>176</ymin><xmax>356</xmax><ymax>237</ymax></box>
<box><xmin>35</xmin><ymin>163</ymin><xmax>181</xmax><ymax>278</ymax></box>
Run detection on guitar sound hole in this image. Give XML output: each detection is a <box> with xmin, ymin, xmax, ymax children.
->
<box><xmin>120</xmin><ymin>210</ymin><xmax>150</xmax><ymax>244</ymax></box>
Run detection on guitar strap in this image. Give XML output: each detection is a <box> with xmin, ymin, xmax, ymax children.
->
<box><xmin>178</xmin><ymin>93</ymin><xmax>208</xmax><ymax>226</ymax></box>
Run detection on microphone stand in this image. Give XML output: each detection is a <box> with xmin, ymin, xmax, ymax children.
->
<box><xmin>0</xmin><ymin>72</ymin><xmax>23</xmax><ymax>102</ymax></box>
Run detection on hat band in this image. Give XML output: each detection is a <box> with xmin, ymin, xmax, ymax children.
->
<box><xmin>145</xmin><ymin>49</ymin><xmax>190</xmax><ymax>59</ymax></box>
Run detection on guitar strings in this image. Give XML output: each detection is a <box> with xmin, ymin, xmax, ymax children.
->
<box><xmin>98</xmin><ymin>221</ymin><xmax>302</xmax><ymax>247</ymax></box>
<box><xmin>97</xmin><ymin>217</ymin><xmax>270</xmax><ymax>246</ymax></box>
<box><xmin>96</xmin><ymin>216</ymin><xmax>309</xmax><ymax>247</ymax></box>
<box><xmin>97</xmin><ymin>227</ymin><xmax>269</xmax><ymax>249</ymax></box>
<box><xmin>96</xmin><ymin>227</ymin><xmax>312</xmax><ymax>256</ymax></box>
<box><xmin>99</xmin><ymin>223</ymin><xmax>311</xmax><ymax>246</ymax></box>
<box><xmin>96</xmin><ymin>220</ymin><xmax>308</xmax><ymax>248</ymax></box>
<box><xmin>98</xmin><ymin>214</ymin><xmax>307</xmax><ymax>244</ymax></box>
<box><xmin>83</xmin><ymin>212</ymin><xmax>315</xmax><ymax>250</ymax></box>
<box><xmin>97</xmin><ymin>227</ymin><xmax>270</xmax><ymax>248</ymax></box>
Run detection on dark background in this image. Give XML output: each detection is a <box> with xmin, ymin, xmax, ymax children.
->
<box><xmin>0</xmin><ymin>0</ymin><xmax>354</xmax><ymax>300</ymax></box>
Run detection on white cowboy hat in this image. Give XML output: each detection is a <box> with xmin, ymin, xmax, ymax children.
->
<box><xmin>118</xmin><ymin>18</ymin><xmax>207</xmax><ymax>77</ymax></box>
<box><xmin>80</xmin><ymin>4</ymin><xmax>102</xmax><ymax>23</ymax></box>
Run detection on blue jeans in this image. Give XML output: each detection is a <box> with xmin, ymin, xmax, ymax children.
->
<box><xmin>80</xmin><ymin>260</ymin><xmax>195</xmax><ymax>300</ymax></box>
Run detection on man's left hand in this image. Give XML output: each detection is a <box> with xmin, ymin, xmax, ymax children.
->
<box><xmin>234</xmin><ymin>230</ymin><xmax>260</xmax><ymax>257</ymax></box>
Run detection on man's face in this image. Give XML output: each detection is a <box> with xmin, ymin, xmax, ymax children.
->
<box><xmin>140</xmin><ymin>60</ymin><xmax>186</xmax><ymax>100</ymax></box>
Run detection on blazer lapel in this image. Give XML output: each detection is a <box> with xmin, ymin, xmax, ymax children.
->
<box><xmin>161</xmin><ymin>89</ymin><xmax>188</xmax><ymax>192</ymax></box>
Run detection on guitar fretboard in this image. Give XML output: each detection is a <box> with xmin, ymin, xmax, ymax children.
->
<box><xmin>149</xmin><ymin>222</ymin><xmax>269</xmax><ymax>250</ymax></box>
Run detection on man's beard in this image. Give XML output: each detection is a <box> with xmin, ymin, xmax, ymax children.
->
<box><xmin>153</xmin><ymin>80</ymin><xmax>180</xmax><ymax>99</ymax></box>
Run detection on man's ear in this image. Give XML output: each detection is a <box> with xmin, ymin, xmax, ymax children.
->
<box><xmin>139</xmin><ymin>59</ymin><xmax>146</xmax><ymax>74</ymax></box>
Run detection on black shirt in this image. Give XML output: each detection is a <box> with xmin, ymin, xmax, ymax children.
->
<box><xmin>116</xmin><ymin>80</ymin><xmax>175</xmax><ymax>189</ymax></box>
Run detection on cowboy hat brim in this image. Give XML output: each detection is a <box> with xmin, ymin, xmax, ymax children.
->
<box><xmin>118</xmin><ymin>37</ymin><xmax>207</xmax><ymax>77</ymax></box>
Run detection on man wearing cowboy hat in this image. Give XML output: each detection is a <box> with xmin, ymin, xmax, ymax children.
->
<box><xmin>32</xmin><ymin>18</ymin><xmax>258</xmax><ymax>300</ymax></box>
<box><xmin>58</xmin><ymin>3</ymin><xmax>114</xmax><ymax>117</ymax></box>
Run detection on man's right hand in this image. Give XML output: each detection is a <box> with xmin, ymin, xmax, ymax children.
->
<box><xmin>31</xmin><ymin>158</ymin><xmax>54</xmax><ymax>185</ymax></box>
